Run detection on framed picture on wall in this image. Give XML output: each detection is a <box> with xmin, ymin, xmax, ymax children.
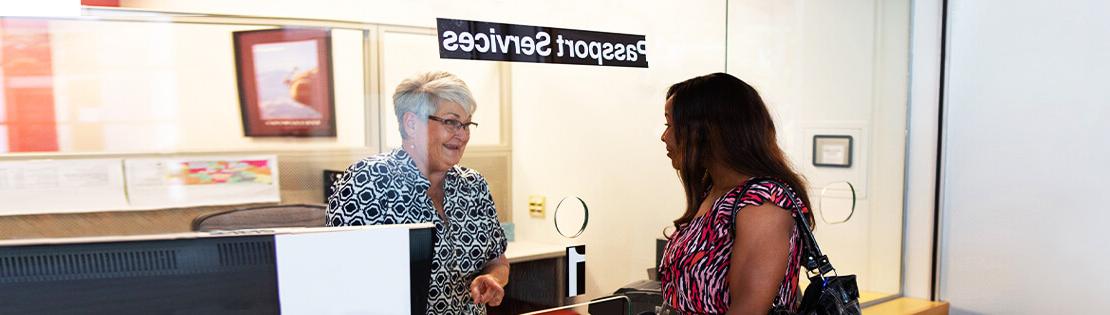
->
<box><xmin>812</xmin><ymin>135</ymin><xmax>853</xmax><ymax>168</ymax></box>
<box><xmin>233</xmin><ymin>28</ymin><xmax>336</xmax><ymax>137</ymax></box>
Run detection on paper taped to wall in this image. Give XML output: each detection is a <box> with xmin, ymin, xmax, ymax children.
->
<box><xmin>124</xmin><ymin>155</ymin><xmax>280</xmax><ymax>209</ymax></box>
<box><xmin>0</xmin><ymin>159</ymin><xmax>128</xmax><ymax>215</ymax></box>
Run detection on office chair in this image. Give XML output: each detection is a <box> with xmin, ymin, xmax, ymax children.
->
<box><xmin>191</xmin><ymin>204</ymin><xmax>327</xmax><ymax>231</ymax></box>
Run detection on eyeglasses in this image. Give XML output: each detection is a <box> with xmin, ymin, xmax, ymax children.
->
<box><xmin>427</xmin><ymin>115</ymin><xmax>478</xmax><ymax>133</ymax></box>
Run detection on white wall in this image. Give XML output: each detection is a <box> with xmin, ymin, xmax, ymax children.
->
<box><xmin>726</xmin><ymin>0</ymin><xmax>910</xmax><ymax>295</ymax></box>
<box><xmin>503</xmin><ymin>1</ymin><xmax>725</xmax><ymax>300</ymax></box>
<box><xmin>939</xmin><ymin>0</ymin><xmax>1110</xmax><ymax>313</ymax></box>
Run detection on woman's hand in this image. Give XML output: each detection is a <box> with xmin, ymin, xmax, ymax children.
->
<box><xmin>470</xmin><ymin>274</ymin><xmax>505</xmax><ymax>306</ymax></box>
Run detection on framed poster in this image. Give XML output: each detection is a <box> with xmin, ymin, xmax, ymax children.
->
<box><xmin>234</xmin><ymin>28</ymin><xmax>336</xmax><ymax>137</ymax></box>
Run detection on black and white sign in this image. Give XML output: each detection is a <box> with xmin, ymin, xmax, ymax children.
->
<box><xmin>566</xmin><ymin>245</ymin><xmax>586</xmax><ymax>297</ymax></box>
<box><xmin>437</xmin><ymin>18</ymin><xmax>648</xmax><ymax>68</ymax></box>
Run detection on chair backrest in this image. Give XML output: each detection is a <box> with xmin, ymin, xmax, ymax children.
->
<box><xmin>191</xmin><ymin>204</ymin><xmax>327</xmax><ymax>232</ymax></box>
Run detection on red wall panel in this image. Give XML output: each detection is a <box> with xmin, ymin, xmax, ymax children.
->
<box><xmin>81</xmin><ymin>0</ymin><xmax>120</xmax><ymax>7</ymax></box>
<box><xmin>1</xmin><ymin>19</ymin><xmax>59</xmax><ymax>152</ymax></box>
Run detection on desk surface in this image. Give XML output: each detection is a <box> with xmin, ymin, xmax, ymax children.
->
<box><xmin>0</xmin><ymin>224</ymin><xmax>434</xmax><ymax>246</ymax></box>
<box><xmin>0</xmin><ymin>228</ymin><xmax>571</xmax><ymax>265</ymax></box>
<box><xmin>505</xmin><ymin>240</ymin><xmax>566</xmax><ymax>263</ymax></box>
<box><xmin>863</xmin><ymin>297</ymin><xmax>949</xmax><ymax>315</ymax></box>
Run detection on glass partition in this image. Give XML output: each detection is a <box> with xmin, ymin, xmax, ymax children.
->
<box><xmin>1</xmin><ymin>16</ymin><xmax>371</xmax><ymax>154</ymax></box>
<box><xmin>0</xmin><ymin>2</ymin><xmax>911</xmax><ymax>314</ymax></box>
<box><xmin>723</xmin><ymin>0</ymin><xmax>911</xmax><ymax>304</ymax></box>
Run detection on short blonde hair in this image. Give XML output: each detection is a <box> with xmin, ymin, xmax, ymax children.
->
<box><xmin>393</xmin><ymin>71</ymin><xmax>477</xmax><ymax>138</ymax></box>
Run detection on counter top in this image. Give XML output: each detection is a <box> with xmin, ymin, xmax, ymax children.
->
<box><xmin>504</xmin><ymin>240</ymin><xmax>566</xmax><ymax>263</ymax></box>
<box><xmin>0</xmin><ymin>227</ymin><xmax>571</xmax><ymax>265</ymax></box>
<box><xmin>0</xmin><ymin>224</ymin><xmax>435</xmax><ymax>247</ymax></box>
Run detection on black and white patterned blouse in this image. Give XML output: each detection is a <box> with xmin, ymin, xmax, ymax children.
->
<box><xmin>326</xmin><ymin>149</ymin><xmax>508</xmax><ymax>315</ymax></box>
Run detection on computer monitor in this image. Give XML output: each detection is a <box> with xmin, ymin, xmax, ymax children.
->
<box><xmin>408</xmin><ymin>224</ymin><xmax>435</xmax><ymax>314</ymax></box>
<box><xmin>0</xmin><ymin>224</ymin><xmax>434</xmax><ymax>314</ymax></box>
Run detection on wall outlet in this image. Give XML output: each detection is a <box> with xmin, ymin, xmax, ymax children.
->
<box><xmin>528</xmin><ymin>195</ymin><xmax>546</xmax><ymax>218</ymax></box>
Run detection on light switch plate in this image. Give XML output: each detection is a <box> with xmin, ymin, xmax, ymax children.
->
<box><xmin>528</xmin><ymin>195</ymin><xmax>546</xmax><ymax>218</ymax></box>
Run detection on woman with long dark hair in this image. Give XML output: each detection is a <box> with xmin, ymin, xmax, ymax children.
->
<box><xmin>658</xmin><ymin>73</ymin><xmax>814</xmax><ymax>314</ymax></box>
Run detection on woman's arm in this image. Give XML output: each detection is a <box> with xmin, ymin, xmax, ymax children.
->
<box><xmin>470</xmin><ymin>175</ymin><xmax>510</xmax><ymax>305</ymax></box>
<box><xmin>726</xmin><ymin>203</ymin><xmax>795</xmax><ymax>315</ymax></box>
<box><xmin>471</xmin><ymin>254</ymin><xmax>510</xmax><ymax>306</ymax></box>
<box><xmin>482</xmin><ymin>254</ymin><xmax>510</xmax><ymax>286</ymax></box>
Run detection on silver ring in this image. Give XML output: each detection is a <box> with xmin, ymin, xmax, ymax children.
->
<box><xmin>818</xmin><ymin>181</ymin><xmax>856</xmax><ymax>224</ymax></box>
<box><xmin>554</xmin><ymin>196</ymin><xmax>589</xmax><ymax>238</ymax></box>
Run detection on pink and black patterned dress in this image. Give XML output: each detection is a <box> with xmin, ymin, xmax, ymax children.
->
<box><xmin>659</xmin><ymin>178</ymin><xmax>808</xmax><ymax>314</ymax></box>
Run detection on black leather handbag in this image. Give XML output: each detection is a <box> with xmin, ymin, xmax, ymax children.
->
<box><xmin>773</xmin><ymin>179</ymin><xmax>861</xmax><ymax>315</ymax></box>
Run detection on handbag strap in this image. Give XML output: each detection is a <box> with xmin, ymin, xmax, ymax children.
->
<box><xmin>734</xmin><ymin>177</ymin><xmax>836</xmax><ymax>276</ymax></box>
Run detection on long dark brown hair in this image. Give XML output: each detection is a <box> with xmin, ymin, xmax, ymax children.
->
<box><xmin>667</xmin><ymin>72</ymin><xmax>812</xmax><ymax>229</ymax></box>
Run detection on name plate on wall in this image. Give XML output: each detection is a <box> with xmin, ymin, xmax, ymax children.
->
<box><xmin>437</xmin><ymin>18</ymin><xmax>648</xmax><ymax>68</ymax></box>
